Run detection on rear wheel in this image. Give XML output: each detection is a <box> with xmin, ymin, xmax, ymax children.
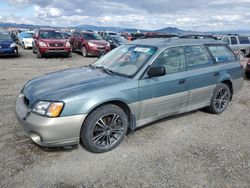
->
<box><xmin>238</xmin><ymin>51</ymin><xmax>245</xmax><ymax>61</ymax></box>
<box><xmin>206</xmin><ymin>83</ymin><xmax>231</xmax><ymax>114</ymax></box>
<box><xmin>81</xmin><ymin>104</ymin><xmax>128</xmax><ymax>153</ymax></box>
<box><xmin>81</xmin><ymin>46</ymin><xmax>88</xmax><ymax>57</ymax></box>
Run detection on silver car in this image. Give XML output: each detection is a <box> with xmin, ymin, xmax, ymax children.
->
<box><xmin>15</xmin><ymin>38</ymin><xmax>244</xmax><ymax>153</ymax></box>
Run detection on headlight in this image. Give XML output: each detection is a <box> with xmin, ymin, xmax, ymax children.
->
<box><xmin>10</xmin><ymin>43</ymin><xmax>16</xmax><ymax>48</ymax></box>
<box><xmin>106</xmin><ymin>43</ymin><xmax>110</xmax><ymax>47</ymax></box>
<box><xmin>66</xmin><ymin>41</ymin><xmax>71</xmax><ymax>47</ymax></box>
<box><xmin>88</xmin><ymin>42</ymin><xmax>95</xmax><ymax>47</ymax></box>
<box><xmin>32</xmin><ymin>101</ymin><xmax>64</xmax><ymax>117</ymax></box>
<box><xmin>38</xmin><ymin>41</ymin><xmax>47</xmax><ymax>47</ymax></box>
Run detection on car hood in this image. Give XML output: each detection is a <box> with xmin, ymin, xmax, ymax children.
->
<box><xmin>41</xmin><ymin>39</ymin><xmax>67</xmax><ymax>43</ymax></box>
<box><xmin>0</xmin><ymin>40</ymin><xmax>13</xmax><ymax>47</ymax></box>
<box><xmin>23</xmin><ymin>66</ymin><xmax>127</xmax><ymax>106</ymax></box>
<box><xmin>23</xmin><ymin>38</ymin><xmax>33</xmax><ymax>42</ymax></box>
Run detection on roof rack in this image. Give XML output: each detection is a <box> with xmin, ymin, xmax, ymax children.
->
<box><xmin>180</xmin><ymin>34</ymin><xmax>218</xmax><ymax>40</ymax></box>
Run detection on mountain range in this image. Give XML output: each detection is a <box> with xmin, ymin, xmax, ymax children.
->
<box><xmin>1</xmin><ymin>22</ymin><xmax>250</xmax><ymax>35</ymax></box>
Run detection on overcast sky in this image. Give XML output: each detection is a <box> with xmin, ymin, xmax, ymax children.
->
<box><xmin>0</xmin><ymin>0</ymin><xmax>250</xmax><ymax>31</ymax></box>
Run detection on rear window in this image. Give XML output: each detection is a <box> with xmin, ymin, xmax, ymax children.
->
<box><xmin>207</xmin><ymin>45</ymin><xmax>236</xmax><ymax>63</ymax></box>
<box><xmin>238</xmin><ymin>36</ymin><xmax>250</xmax><ymax>44</ymax></box>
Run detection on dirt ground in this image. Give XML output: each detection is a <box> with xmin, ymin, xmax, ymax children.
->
<box><xmin>0</xmin><ymin>47</ymin><xmax>249</xmax><ymax>188</ymax></box>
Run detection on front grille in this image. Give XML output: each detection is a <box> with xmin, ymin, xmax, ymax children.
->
<box><xmin>97</xmin><ymin>46</ymin><xmax>106</xmax><ymax>50</ymax></box>
<box><xmin>23</xmin><ymin>96</ymin><xmax>30</xmax><ymax>106</ymax></box>
<box><xmin>48</xmin><ymin>43</ymin><xmax>64</xmax><ymax>47</ymax></box>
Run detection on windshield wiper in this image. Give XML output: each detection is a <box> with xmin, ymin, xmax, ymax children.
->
<box><xmin>95</xmin><ymin>66</ymin><xmax>114</xmax><ymax>75</ymax></box>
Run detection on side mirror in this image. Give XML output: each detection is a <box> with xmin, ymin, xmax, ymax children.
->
<box><xmin>147</xmin><ymin>66</ymin><xmax>166</xmax><ymax>78</ymax></box>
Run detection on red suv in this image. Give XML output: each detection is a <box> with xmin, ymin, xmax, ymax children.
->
<box><xmin>32</xmin><ymin>28</ymin><xmax>71</xmax><ymax>58</ymax></box>
<box><xmin>70</xmin><ymin>31</ymin><xmax>110</xmax><ymax>57</ymax></box>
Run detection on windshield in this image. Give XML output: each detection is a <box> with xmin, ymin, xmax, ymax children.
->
<box><xmin>39</xmin><ymin>30</ymin><xmax>63</xmax><ymax>39</ymax></box>
<box><xmin>93</xmin><ymin>45</ymin><xmax>157</xmax><ymax>77</ymax></box>
<box><xmin>0</xmin><ymin>33</ymin><xmax>11</xmax><ymax>40</ymax></box>
<box><xmin>22</xmin><ymin>33</ymin><xmax>34</xmax><ymax>38</ymax></box>
<box><xmin>82</xmin><ymin>33</ymin><xmax>101</xmax><ymax>40</ymax></box>
<box><xmin>111</xmin><ymin>36</ymin><xmax>127</xmax><ymax>43</ymax></box>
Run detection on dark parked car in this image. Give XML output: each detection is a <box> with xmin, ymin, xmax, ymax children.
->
<box><xmin>130</xmin><ymin>33</ymin><xmax>145</xmax><ymax>40</ymax></box>
<box><xmin>141</xmin><ymin>33</ymin><xmax>178</xmax><ymax>39</ymax></box>
<box><xmin>70</xmin><ymin>31</ymin><xmax>110</xmax><ymax>57</ymax></box>
<box><xmin>15</xmin><ymin>38</ymin><xmax>243</xmax><ymax>153</ymax></box>
<box><xmin>0</xmin><ymin>33</ymin><xmax>18</xmax><ymax>56</ymax></box>
<box><xmin>32</xmin><ymin>28</ymin><xmax>72</xmax><ymax>58</ymax></box>
<box><xmin>245</xmin><ymin>59</ymin><xmax>250</xmax><ymax>79</ymax></box>
<box><xmin>102</xmin><ymin>35</ymin><xmax>128</xmax><ymax>49</ymax></box>
<box><xmin>180</xmin><ymin>34</ymin><xmax>217</xmax><ymax>40</ymax></box>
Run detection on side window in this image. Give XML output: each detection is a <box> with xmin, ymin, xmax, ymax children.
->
<box><xmin>222</xmin><ymin>37</ymin><xmax>230</xmax><ymax>45</ymax></box>
<box><xmin>238</xmin><ymin>36</ymin><xmax>250</xmax><ymax>44</ymax></box>
<box><xmin>208</xmin><ymin>45</ymin><xmax>236</xmax><ymax>63</ymax></box>
<box><xmin>230</xmin><ymin>37</ymin><xmax>238</xmax><ymax>45</ymax></box>
<box><xmin>184</xmin><ymin>45</ymin><xmax>213</xmax><ymax>69</ymax></box>
<box><xmin>153</xmin><ymin>47</ymin><xmax>186</xmax><ymax>74</ymax></box>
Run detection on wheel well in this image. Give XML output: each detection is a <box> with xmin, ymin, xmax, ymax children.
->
<box><xmin>87</xmin><ymin>100</ymin><xmax>132</xmax><ymax>121</ymax></box>
<box><xmin>81</xmin><ymin>100</ymin><xmax>133</xmax><ymax>135</ymax></box>
<box><xmin>221</xmin><ymin>80</ymin><xmax>233</xmax><ymax>99</ymax></box>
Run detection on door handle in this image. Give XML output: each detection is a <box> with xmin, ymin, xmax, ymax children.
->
<box><xmin>179</xmin><ymin>79</ymin><xmax>186</xmax><ymax>84</ymax></box>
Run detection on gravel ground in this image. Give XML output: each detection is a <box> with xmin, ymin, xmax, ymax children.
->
<box><xmin>0</xmin><ymin>47</ymin><xmax>249</xmax><ymax>188</ymax></box>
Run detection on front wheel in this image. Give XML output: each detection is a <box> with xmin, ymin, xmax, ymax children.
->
<box><xmin>81</xmin><ymin>104</ymin><xmax>128</xmax><ymax>153</ymax></box>
<box><xmin>206</xmin><ymin>83</ymin><xmax>231</xmax><ymax>114</ymax></box>
<box><xmin>81</xmin><ymin>46</ymin><xmax>88</xmax><ymax>57</ymax></box>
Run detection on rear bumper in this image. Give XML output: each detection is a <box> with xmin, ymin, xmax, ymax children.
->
<box><xmin>15</xmin><ymin>96</ymin><xmax>87</xmax><ymax>147</ymax></box>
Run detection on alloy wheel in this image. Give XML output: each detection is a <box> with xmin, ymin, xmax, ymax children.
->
<box><xmin>92</xmin><ymin>113</ymin><xmax>124</xmax><ymax>147</ymax></box>
<box><xmin>214</xmin><ymin>88</ymin><xmax>230</xmax><ymax>111</ymax></box>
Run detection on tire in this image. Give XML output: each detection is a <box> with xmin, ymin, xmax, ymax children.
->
<box><xmin>81</xmin><ymin>104</ymin><xmax>129</xmax><ymax>153</ymax></box>
<box><xmin>14</xmin><ymin>48</ymin><xmax>18</xmax><ymax>57</ymax></box>
<box><xmin>81</xmin><ymin>46</ymin><xmax>88</xmax><ymax>57</ymax></box>
<box><xmin>22</xmin><ymin>42</ymin><xmax>26</xmax><ymax>49</ymax></box>
<box><xmin>245</xmin><ymin>71</ymin><xmax>250</xmax><ymax>79</ymax></box>
<box><xmin>67</xmin><ymin>52</ymin><xmax>72</xmax><ymax>58</ymax></box>
<box><xmin>206</xmin><ymin>83</ymin><xmax>231</xmax><ymax>114</ymax></box>
<box><xmin>36</xmin><ymin>49</ymin><xmax>42</xmax><ymax>58</ymax></box>
<box><xmin>238</xmin><ymin>51</ymin><xmax>245</xmax><ymax>61</ymax></box>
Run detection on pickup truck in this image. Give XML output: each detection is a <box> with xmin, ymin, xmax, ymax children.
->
<box><xmin>221</xmin><ymin>35</ymin><xmax>250</xmax><ymax>61</ymax></box>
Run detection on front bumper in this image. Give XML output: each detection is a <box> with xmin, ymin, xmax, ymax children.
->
<box><xmin>88</xmin><ymin>47</ymin><xmax>110</xmax><ymax>56</ymax></box>
<box><xmin>15</xmin><ymin>96</ymin><xmax>87</xmax><ymax>147</ymax></box>
<box><xmin>38</xmin><ymin>47</ymin><xmax>71</xmax><ymax>56</ymax></box>
<box><xmin>0</xmin><ymin>47</ymin><xmax>16</xmax><ymax>55</ymax></box>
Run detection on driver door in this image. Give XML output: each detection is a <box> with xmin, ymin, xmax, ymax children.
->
<box><xmin>138</xmin><ymin>46</ymin><xmax>189</xmax><ymax>123</ymax></box>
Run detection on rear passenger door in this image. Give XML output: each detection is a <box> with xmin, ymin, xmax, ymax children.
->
<box><xmin>184</xmin><ymin>45</ymin><xmax>217</xmax><ymax>109</ymax></box>
<box><xmin>138</xmin><ymin>46</ymin><xmax>189</xmax><ymax>121</ymax></box>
